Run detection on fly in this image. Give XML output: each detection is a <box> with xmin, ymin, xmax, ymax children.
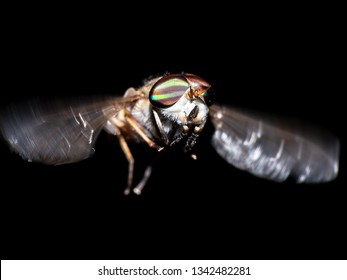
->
<box><xmin>0</xmin><ymin>73</ymin><xmax>340</xmax><ymax>194</ymax></box>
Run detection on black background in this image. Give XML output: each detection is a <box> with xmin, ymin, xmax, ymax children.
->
<box><xmin>1</xmin><ymin>5</ymin><xmax>345</xmax><ymax>260</ymax></box>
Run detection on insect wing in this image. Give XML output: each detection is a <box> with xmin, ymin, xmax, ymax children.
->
<box><xmin>209</xmin><ymin>104</ymin><xmax>339</xmax><ymax>183</ymax></box>
<box><xmin>0</xmin><ymin>96</ymin><xmax>131</xmax><ymax>165</ymax></box>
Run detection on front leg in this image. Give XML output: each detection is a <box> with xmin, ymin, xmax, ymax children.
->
<box><xmin>184</xmin><ymin>125</ymin><xmax>204</xmax><ymax>152</ymax></box>
<box><xmin>125</xmin><ymin>114</ymin><xmax>164</xmax><ymax>152</ymax></box>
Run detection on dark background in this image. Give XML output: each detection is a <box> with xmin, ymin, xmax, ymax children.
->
<box><xmin>1</xmin><ymin>6</ymin><xmax>345</xmax><ymax>260</ymax></box>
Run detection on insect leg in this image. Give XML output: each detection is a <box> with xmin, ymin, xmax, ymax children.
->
<box><xmin>133</xmin><ymin>165</ymin><xmax>152</xmax><ymax>195</ymax></box>
<box><xmin>133</xmin><ymin>151</ymin><xmax>162</xmax><ymax>195</ymax></box>
<box><xmin>113</xmin><ymin>127</ymin><xmax>135</xmax><ymax>195</ymax></box>
<box><xmin>185</xmin><ymin>124</ymin><xmax>204</xmax><ymax>152</ymax></box>
<box><xmin>125</xmin><ymin>114</ymin><xmax>164</xmax><ymax>151</ymax></box>
<box><xmin>170</xmin><ymin>125</ymin><xmax>189</xmax><ymax>146</ymax></box>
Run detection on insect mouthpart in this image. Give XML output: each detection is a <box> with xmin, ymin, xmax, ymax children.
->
<box><xmin>187</xmin><ymin>105</ymin><xmax>199</xmax><ymax>121</ymax></box>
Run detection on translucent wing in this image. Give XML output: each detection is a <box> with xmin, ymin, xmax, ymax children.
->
<box><xmin>209</xmin><ymin>104</ymin><xmax>340</xmax><ymax>183</ymax></box>
<box><xmin>0</xmin><ymin>96</ymin><xmax>131</xmax><ymax>165</ymax></box>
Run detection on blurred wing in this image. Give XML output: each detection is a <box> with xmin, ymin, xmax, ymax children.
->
<box><xmin>0</xmin><ymin>97</ymin><xmax>128</xmax><ymax>165</ymax></box>
<box><xmin>209</xmin><ymin>104</ymin><xmax>339</xmax><ymax>183</ymax></box>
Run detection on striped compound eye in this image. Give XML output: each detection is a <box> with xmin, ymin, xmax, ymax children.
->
<box><xmin>149</xmin><ymin>74</ymin><xmax>189</xmax><ymax>108</ymax></box>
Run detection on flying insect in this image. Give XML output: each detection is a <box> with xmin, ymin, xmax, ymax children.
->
<box><xmin>0</xmin><ymin>73</ymin><xmax>340</xmax><ymax>194</ymax></box>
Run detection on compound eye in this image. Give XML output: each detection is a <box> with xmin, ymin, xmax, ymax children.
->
<box><xmin>149</xmin><ymin>74</ymin><xmax>189</xmax><ymax>108</ymax></box>
<box><xmin>201</xmin><ymin>89</ymin><xmax>215</xmax><ymax>106</ymax></box>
